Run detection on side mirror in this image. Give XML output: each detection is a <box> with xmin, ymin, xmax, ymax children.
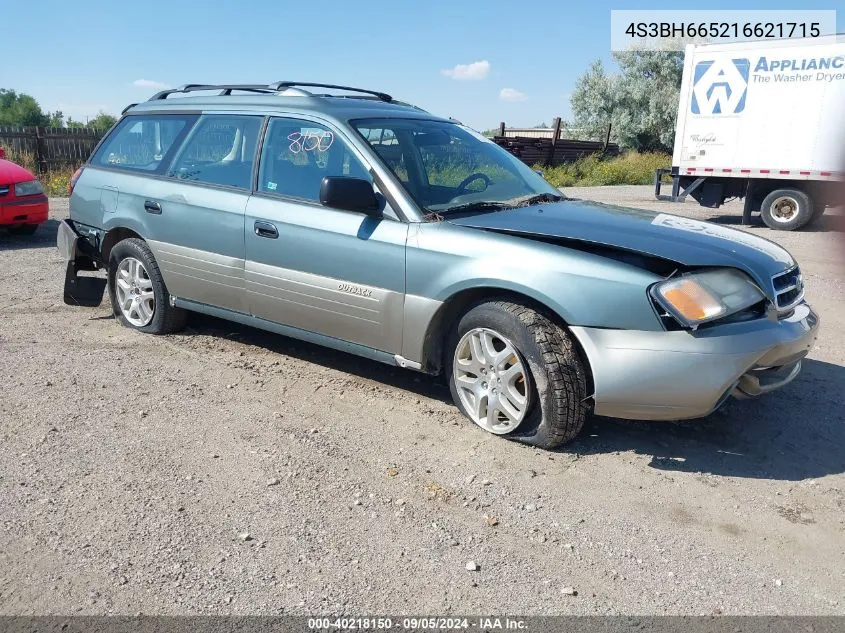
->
<box><xmin>320</xmin><ymin>177</ymin><xmax>381</xmax><ymax>217</ymax></box>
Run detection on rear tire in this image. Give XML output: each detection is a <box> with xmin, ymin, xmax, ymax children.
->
<box><xmin>760</xmin><ymin>188</ymin><xmax>813</xmax><ymax>231</ymax></box>
<box><xmin>445</xmin><ymin>300</ymin><xmax>589</xmax><ymax>449</ymax></box>
<box><xmin>108</xmin><ymin>238</ymin><xmax>186</xmax><ymax>334</ymax></box>
<box><xmin>7</xmin><ymin>224</ymin><xmax>38</xmax><ymax>235</ymax></box>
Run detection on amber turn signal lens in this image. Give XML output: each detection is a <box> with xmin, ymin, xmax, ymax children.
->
<box><xmin>659</xmin><ymin>279</ymin><xmax>722</xmax><ymax>322</ymax></box>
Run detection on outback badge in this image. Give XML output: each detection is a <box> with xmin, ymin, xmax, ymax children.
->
<box><xmin>338</xmin><ymin>282</ymin><xmax>373</xmax><ymax>298</ymax></box>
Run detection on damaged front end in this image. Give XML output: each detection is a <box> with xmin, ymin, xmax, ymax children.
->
<box><xmin>445</xmin><ymin>217</ymin><xmax>819</xmax><ymax>419</ymax></box>
<box><xmin>56</xmin><ymin>219</ymin><xmax>107</xmax><ymax>307</ymax></box>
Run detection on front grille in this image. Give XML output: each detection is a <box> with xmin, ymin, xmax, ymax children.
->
<box><xmin>0</xmin><ymin>185</ymin><xmax>9</xmax><ymax>197</ymax></box>
<box><xmin>772</xmin><ymin>266</ymin><xmax>804</xmax><ymax>311</ymax></box>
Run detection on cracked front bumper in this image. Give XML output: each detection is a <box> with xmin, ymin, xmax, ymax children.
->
<box><xmin>570</xmin><ymin>302</ymin><xmax>819</xmax><ymax>421</ymax></box>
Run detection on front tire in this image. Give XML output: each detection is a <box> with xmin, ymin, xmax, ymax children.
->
<box><xmin>445</xmin><ymin>300</ymin><xmax>589</xmax><ymax>449</ymax></box>
<box><xmin>108</xmin><ymin>238</ymin><xmax>186</xmax><ymax>334</ymax></box>
<box><xmin>760</xmin><ymin>188</ymin><xmax>813</xmax><ymax>231</ymax></box>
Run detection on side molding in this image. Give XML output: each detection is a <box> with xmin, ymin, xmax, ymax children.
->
<box><xmin>172</xmin><ymin>297</ymin><xmax>399</xmax><ymax>367</ymax></box>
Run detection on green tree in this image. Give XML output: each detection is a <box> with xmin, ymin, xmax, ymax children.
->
<box><xmin>87</xmin><ymin>111</ymin><xmax>118</xmax><ymax>131</ymax></box>
<box><xmin>46</xmin><ymin>110</ymin><xmax>65</xmax><ymax>128</ymax></box>
<box><xmin>66</xmin><ymin>111</ymin><xmax>118</xmax><ymax>131</ymax></box>
<box><xmin>0</xmin><ymin>89</ymin><xmax>50</xmax><ymax>126</ymax></box>
<box><xmin>571</xmin><ymin>51</ymin><xmax>683</xmax><ymax>152</ymax></box>
<box><xmin>570</xmin><ymin>60</ymin><xmax>621</xmax><ymax>147</ymax></box>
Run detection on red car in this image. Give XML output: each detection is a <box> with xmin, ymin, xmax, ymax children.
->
<box><xmin>0</xmin><ymin>148</ymin><xmax>49</xmax><ymax>235</ymax></box>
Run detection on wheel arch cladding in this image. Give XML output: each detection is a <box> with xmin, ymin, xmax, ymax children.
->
<box><xmin>102</xmin><ymin>226</ymin><xmax>144</xmax><ymax>262</ymax></box>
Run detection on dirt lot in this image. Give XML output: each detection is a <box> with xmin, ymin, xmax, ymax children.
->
<box><xmin>1</xmin><ymin>188</ymin><xmax>843</xmax><ymax>615</ymax></box>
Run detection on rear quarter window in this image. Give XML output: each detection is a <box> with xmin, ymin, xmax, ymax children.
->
<box><xmin>91</xmin><ymin>114</ymin><xmax>197</xmax><ymax>172</ymax></box>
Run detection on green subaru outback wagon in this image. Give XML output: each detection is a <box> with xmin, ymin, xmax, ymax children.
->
<box><xmin>58</xmin><ymin>82</ymin><xmax>819</xmax><ymax>448</ymax></box>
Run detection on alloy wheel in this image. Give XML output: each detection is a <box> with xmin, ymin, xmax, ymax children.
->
<box><xmin>453</xmin><ymin>327</ymin><xmax>530</xmax><ymax>434</ymax></box>
<box><xmin>115</xmin><ymin>257</ymin><xmax>155</xmax><ymax>327</ymax></box>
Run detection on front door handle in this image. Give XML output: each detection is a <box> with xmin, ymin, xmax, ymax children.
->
<box><xmin>144</xmin><ymin>200</ymin><xmax>162</xmax><ymax>214</ymax></box>
<box><xmin>254</xmin><ymin>221</ymin><xmax>278</xmax><ymax>239</ymax></box>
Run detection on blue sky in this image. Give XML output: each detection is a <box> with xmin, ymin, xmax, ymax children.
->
<box><xmin>4</xmin><ymin>0</ymin><xmax>842</xmax><ymax>130</ymax></box>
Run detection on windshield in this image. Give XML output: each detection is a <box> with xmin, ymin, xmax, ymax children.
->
<box><xmin>351</xmin><ymin>118</ymin><xmax>562</xmax><ymax>214</ymax></box>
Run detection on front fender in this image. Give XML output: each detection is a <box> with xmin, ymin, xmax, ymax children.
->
<box><xmin>407</xmin><ymin>222</ymin><xmax>664</xmax><ymax>331</ymax></box>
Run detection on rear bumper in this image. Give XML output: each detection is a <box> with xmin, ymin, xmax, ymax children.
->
<box><xmin>57</xmin><ymin>219</ymin><xmax>107</xmax><ymax>306</ymax></box>
<box><xmin>570</xmin><ymin>303</ymin><xmax>819</xmax><ymax>420</ymax></box>
<box><xmin>0</xmin><ymin>195</ymin><xmax>49</xmax><ymax>225</ymax></box>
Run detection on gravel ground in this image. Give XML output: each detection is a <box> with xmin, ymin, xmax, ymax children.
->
<box><xmin>0</xmin><ymin>189</ymin><xmax>843</xmax><ymax>616</ymax></box>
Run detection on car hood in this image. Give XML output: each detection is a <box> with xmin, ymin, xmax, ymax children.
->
<box><xmin>0</xmin><ymin>158</ymin><xmax>37</xmax><ymax>184</ymax></box>
<box><xmin>447</xmin><ymin>199</ymin><xmax>795</xmax><ymax>288</ymax></box>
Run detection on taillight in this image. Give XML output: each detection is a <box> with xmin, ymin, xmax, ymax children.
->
<box><xmin>68</xmin><ymin>167</ymin><xmax>84</xmax><ymax>195</ymax></box>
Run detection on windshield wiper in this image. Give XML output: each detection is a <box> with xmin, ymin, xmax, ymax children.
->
<box><xmin>435</xmin><ymin>201</ymin><xmax>515</xmax><ymax>215</ymax></box>
<box><xmin>505</xmin><ymin>192</ymin><xmax>565</xmax><ymax>207</ymax></box>
<box><xmin>433</xmin><ymin>193</ymin><xmax>564</xmax><ymax>217</ymax></box>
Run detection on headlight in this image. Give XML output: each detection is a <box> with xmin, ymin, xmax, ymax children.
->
<box><xmin>651</xmin><ymin>269</ymin><xmax>765</xmax><ymax>328</ymax></box>
<box><xmin>15</xmin><ymin>180</ymin><xmax>44</xmax><ymax>197</ymax></box>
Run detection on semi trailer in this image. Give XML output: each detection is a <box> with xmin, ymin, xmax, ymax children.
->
<box><xmin>656</xmin><ymin>36</ymin><xmax>845</xmax><ymax>230</ymax></box>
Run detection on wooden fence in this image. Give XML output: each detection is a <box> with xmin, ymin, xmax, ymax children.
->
<box><xmin>493</xmin><ymin>136</ymin><xmax>619</xmax><ymax>166</ymax></box>
<box><xmin>492</xmin><ymin>118</ymin><xmax>617</xmax><ymax>166</ymax></box>
<box><xmin>0</xmin><ymin>125</ymin><xmax>105</xmax><ymax>172</ymax></box>
<box><xmin>0</xmin><ymin>119</ymin><xmax>615</xmax><ymax>172</ymax></box>
<box><xmin>500</xmin><ymin>127</ymin><xmax>589</xmax><ymax>139</ymax></box>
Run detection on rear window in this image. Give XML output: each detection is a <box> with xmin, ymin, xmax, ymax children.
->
<box><xmin>91</xmin><ymin>114</ymin><xmax>196</xmax><ymax>172</ymax></box>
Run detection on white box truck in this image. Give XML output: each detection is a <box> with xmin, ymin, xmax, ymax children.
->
<box><xmin>656</xmin><ymin>36</ymin><xmax>845</xmax><ymax>230</ymax></box>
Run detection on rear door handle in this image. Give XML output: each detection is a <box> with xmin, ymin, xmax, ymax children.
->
<box><xmin>144</xmin><ymin>200</ymin><xmax>162</xmax><ymax>214</ymax></box>
<box><xmin>254</xmin><ymin>221</ymin><xmax>278</xmax><ymax>239</ymax></box>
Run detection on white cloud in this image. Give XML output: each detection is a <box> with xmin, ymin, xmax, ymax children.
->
<box><xmin>132</xmin><ymin>79</ymin><xmax>168</xmax><ymax>89</ymax></box>
<box><xmin>499</xmin><ymin>88</ymin><xmax>528</xmax><ymax>102</ymax></box>
<box><xmin>440</xmin><ymin>60</ymin><xmax>490</xmax><ymax>81</ymax></box>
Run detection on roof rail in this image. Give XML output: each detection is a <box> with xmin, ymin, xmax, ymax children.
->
<box><xmin>148</xmin><ymin>84</ymin><xmax>277</xmax><ymax>101</ymax></box>
<box><xmin>269</xmin><ymin>81</ymin><xmax>393</xmax><ymax>102</ymax></box>
<box><xmin>146</xmin><ymin>82</ymin><xmax>394</xmax><ymax>103</ymax></box>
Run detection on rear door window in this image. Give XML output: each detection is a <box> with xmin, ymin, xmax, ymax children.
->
<box><xmin>167</xmin><ymin>115</ymin><xmax>263</xmax><ymax>190</ymax></box>
<box><xmin>92</xmin><ymin>115</ymin><xmax>196</xmax><ymax>172</ymax></box>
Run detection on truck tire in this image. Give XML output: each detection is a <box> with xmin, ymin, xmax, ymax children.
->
<box><xmin>760</xmin><ymin>188</ymin><xmax>813</xmax><ymax>231</ymax></box>
<box><xmin>444</xmin><ymin>300</ymin><xmax>589</xmax><ymax>449</ymax></box>
<box><xmin>107</xmin><ymin>238</ymin><xmax>187</xmax><ymax>334</ymax></box>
